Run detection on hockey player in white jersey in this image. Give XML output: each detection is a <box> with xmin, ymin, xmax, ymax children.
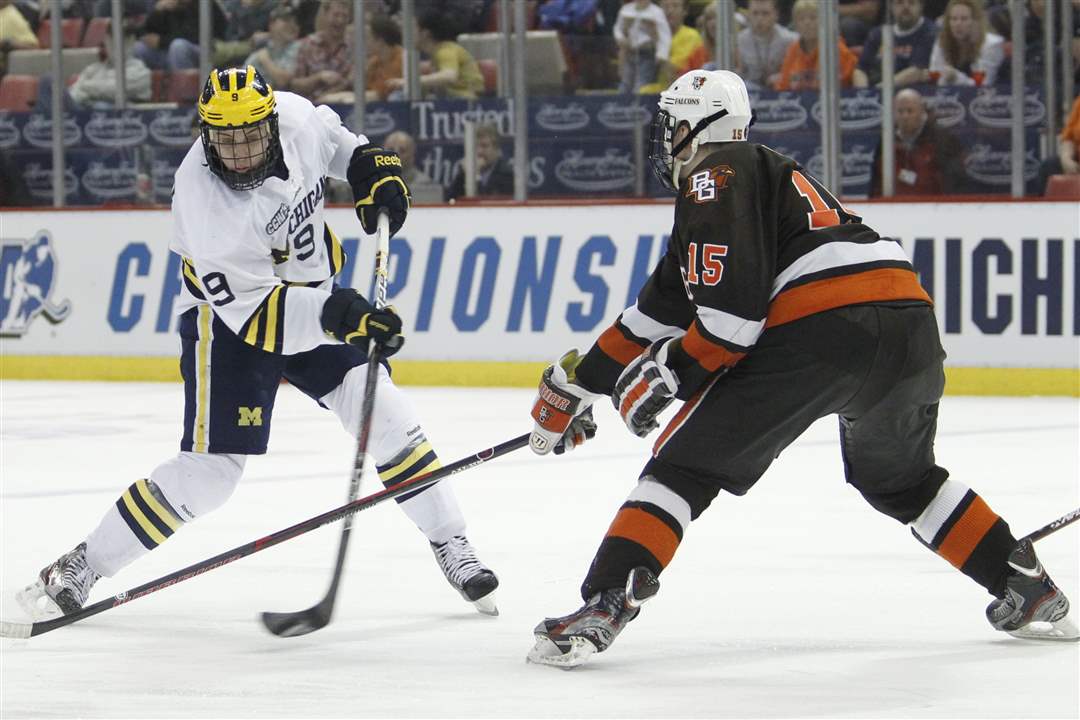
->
<box><xmin>17</xmin><ymin>65</ymin><xmax>499</xmax><ymax>620</ymax></box>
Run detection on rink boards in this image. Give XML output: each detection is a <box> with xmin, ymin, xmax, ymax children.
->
<box><xmin>1</xmin><ymin>200</ymin><xmax>1077</xmax><ymax>395</ymax></box>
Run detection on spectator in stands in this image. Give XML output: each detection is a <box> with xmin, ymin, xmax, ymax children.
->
<box><xmin>223</xmin><ymin>0</ymin><xmax>273</xmax><ymax>45</ymax></box>
<box><xmin>640</xmin><ymin>0</ymin><xmax>706</xmax><ymax>92</ymax></box>
<box><xmin>870</xmin><ymin>87</ymin><xmax>965</xmax><ymax>197</ymax></box>
<box><xmin>539</xmin><ymin>0</ymin><xmax>599</xmax><ymax>33</ymax></box>
<box><xmin>384</xmin><ymin>130</ymin><xmax>443</xmax><ymax>203</ymax></box>
<box><xmin>696</xmin><ymin>1</ymin><xmax>745</xmax><ymax>73</ymax></box>
<box><xmin>774</xmin><ymin>0</ymin><xmax>868</xmax><ymax>90</ymax></box>
<box><xmin>290</xmin><ymin>0</ymin><xmax>353</xmax><ymax>104</ymax></box>
<box><xmin>447</xmin><ymin>123</ymin><xmax>514</xmax><ymax>201</ymax></box>
<box><xmin>837</xmin><ymin>0</ymin><xmax>883</xmax><ymax>47</ymax></box>
<box><xmin>737</xmin><ymin>0</ymin><xmax>797</xmax><ymax>88</ymax></box>
<box><xmin>858</xmin><ymin>0</ymin><xmax>938</xmax><ymax>87</ymax></box>
<box><xmin>1037</xmin><ymin>95</ymin><xmax>1080</xmax><ymax>195</ymax></box>
<box><xmin>662</xmin><ymin>0</ymin><xmax>705</xmax><ymax>76</ymax></box>
<box><xmin>364</xmin><ymin>14</ymin><xmax>403</xmax><ymax>102</ymax></box>
<box><xmin>388</xmin><ymin>9</ymin><xmax>484</xmax><ymax>100</ymax></box>
<box><xmin>928</xmin><ymin>0</ymin><xmax>1004</xmax><ymax>86</ymax></box>
<box><xmin>134</xmin><ymin>0</ymin><xmax>225</xmax><ymax>71</ymax></box>
<box><xmin>91</xmin><ymin>1</ymin><xmax>149</xmax><ymax>19</ymax></box>
<box><xmin>0</xmin><ymin>0</ymin><xmax>39</xmax><ymax>76</ymax></box>
<box><xmin>214</xmin><ymin>0</ymin><xmax>274</xmax><ymax>67</ymax></box>
<box><xmin>35</xmin><ymin>34</ymin><xmax>151</xmax><ymax>112</ymax></box>
<box><xmin>0</xmin><ymin>149</ymin><xmax>30</xmax><ymax>206</ymax></box>
<box><xmin>243</xmin><ymin>5</ymin><xmax>300</xmax><ymax>90</ymax></box>
<box><xmin>613</xmin><ymin>0</ymin><xmax>671</xmax><ymax>94</ymax></box>
<box><xmin>990</xmin><ymin>0</ymin><xmax>1080</xmax><ymax>87</ymax></box>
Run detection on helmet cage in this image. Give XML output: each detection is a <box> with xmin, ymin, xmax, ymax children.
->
<box><xmin>648</xmin><ymin>109</ymin><xmax>677</xmax><ymax>191</ymax></box>
<box><xmin>200</xmin><ymin>114</ymin><xmax>280</xmax><ymax>191</ymax></box>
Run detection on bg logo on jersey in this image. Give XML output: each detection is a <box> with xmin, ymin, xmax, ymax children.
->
<box><xmin>0</xmin><ymin>231</ymin><xmax>72</xmax><ymax>337</ymax></box>
<box><xmin>685</xmin><ymin>165</ymin><xmax>734</xmax><ymax>203</ymax></box>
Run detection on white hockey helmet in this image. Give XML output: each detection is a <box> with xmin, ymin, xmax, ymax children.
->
<box><xmin>648</xmin><ymin>69</ymin><xmax>753</xmax><ymax>190</ymax></box>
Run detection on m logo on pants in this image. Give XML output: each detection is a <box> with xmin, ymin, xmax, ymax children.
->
<box><xmin>238</xmin><ymin>406</ymin><xmax>263</xmax><ymax>426</ymax></box>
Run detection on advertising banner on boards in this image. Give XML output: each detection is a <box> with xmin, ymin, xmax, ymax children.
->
<box><xmin>2</xmin><ymin>202</ymin><xmax>1076</xmax><ymax>369</ymax></box>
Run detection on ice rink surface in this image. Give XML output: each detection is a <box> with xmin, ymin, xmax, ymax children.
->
<box><xmin>1</xmin><ymin>380</ymin><xmax>1077</xmax><ymax>718</ymax></box>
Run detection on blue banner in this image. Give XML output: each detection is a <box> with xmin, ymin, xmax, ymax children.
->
<box><xmin>0</xmin><ymin>86</ymin><xmax>1046</xmax><ymax>204</ymax></box>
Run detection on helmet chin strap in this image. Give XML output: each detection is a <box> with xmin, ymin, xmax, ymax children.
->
<box><xmin>671</xmin><ymin>136</ymin><xmax>702</xmax><ymax>190</ymax></box>
<box><xmin>669</xmin><ymin>108</ymin><xmax>729</xmax><ymax>189</ymax></box>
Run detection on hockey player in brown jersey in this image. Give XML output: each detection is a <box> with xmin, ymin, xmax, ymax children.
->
<box><xmin>525</xmin><ymin>69</ymin><xmax>1077</xmax><ymax>668</ymax></box>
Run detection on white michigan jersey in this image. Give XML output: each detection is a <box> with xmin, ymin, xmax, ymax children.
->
<box><xmin>172</xmin><ymin>92</ymin><xmax>368</xmax><ymax>355</ymax></box>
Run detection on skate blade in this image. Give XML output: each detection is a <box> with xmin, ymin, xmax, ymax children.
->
<box><xmin>471</xmin><ymin>593</ymin><xmax>499</xmax><ymax>617</ymax></box>
<box><xmin>14</xmin><ymin>580</ymin><xmax>62</xmax><ymax>622</ymax></box>
<box><xmin>526</xmin><ymin>634</ymin><xmax>596</xmax><ymax>669</ymax></box>
<box><xmin>1006</xmin><ymin>616</ymin><xmax>1079</xmax><ymax>642</ymax></box>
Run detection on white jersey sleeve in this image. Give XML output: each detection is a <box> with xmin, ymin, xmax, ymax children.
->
<box><xmin>314</xmin><ymin>103</ymin><xmax>367</xmax><ymax>181</ymax></box>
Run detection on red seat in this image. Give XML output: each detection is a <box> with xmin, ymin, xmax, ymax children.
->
<box><xmin>167</xmin><ymin>69</ymin><xmax>202</xmax><ymax>104</ymax></box>
<box><xmin>81</xmin><ymin>17</ymin><xmax>111</xmax><ymax>48</ymax></box>
<box><xmin>1044</xmin><ymin>174</ymin><xmax>1080</xmax><ymax>200</ymax></box>
<box><xmin>37</xmin><ymin>18</ymin><xmax>86</xmax><ymax>48</ymax></box>
<box><xmin>0</xmin><ymin>74</ymin><xmax>39</xmax><ymax>112</ymax></box>
<box><xmin>476</xmin><ymin>58</ymin><xmax>497</xmax><ymax>96</ymax></box>
<box><xmin>150</xmin><ymin>70</ymin><xmax>169</xmax><ymax>102</ymax></box>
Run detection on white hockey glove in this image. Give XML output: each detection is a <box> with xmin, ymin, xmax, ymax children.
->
<box><xmin>530</xmin><ymin>349</ymin><xmax>602</xmax><ymax>455</ymax></box>
<box><xmin>613</xmin><ymin>338</ymin><xmax>680</xmax><ymax>439</ymax></box>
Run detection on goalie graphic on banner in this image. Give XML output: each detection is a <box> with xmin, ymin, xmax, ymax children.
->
<box><xmin>0</xmin><ymin>231</ymin><xmax>72</xmax><ymax>337</ymax></box>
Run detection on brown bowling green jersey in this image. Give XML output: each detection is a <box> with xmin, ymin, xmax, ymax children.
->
<box><xmin>576</xmin><ymin>141</ymin><xmax>932</xmax><ymax>400</ymax></box>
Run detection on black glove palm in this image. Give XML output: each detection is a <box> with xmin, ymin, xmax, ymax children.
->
<box><xmin>347</xmin><ymin>145</ymin><xmax>410</xmax><ymax>236</ymax></box>
<box><xmin>321</xmin><ymin>288</ymin><xmax>404</xmax><ymax>356</ymax></box>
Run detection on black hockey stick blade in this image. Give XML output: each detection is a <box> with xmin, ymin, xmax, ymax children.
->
<box><xmin>260</xmin><ymin>605</ymin><xmax>331</xmax><ymax>637</ymax></box>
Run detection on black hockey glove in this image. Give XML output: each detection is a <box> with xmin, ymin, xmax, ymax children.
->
<box><xmin>612</xmin><ymin>338</ymin><xmax>680</xmax><ymax>438</ymax></box>
<box><xmin>347</xmin><ymin>144</ymin><xmax>410</xmax><ymax>236</ymax></box>
<box><xmin>320</xmin><ymin>287</ymin><xmax>404</xmax><ymax>356</ymax></box>
<box><xmin>529</xmin><ymin>349</ymin><xmax>603</xmax><ymax>455</ymax></box>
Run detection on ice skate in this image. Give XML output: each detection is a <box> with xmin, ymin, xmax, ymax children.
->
<box><xmin>986</xmin><ymin>538</ymin><xmax>1077</xmax><ymax>641</ymax></box>
<box><xmin>15</xmin><ymin>543</ymin><xmax>101</xmax><ymax>620</ymax></box>
<box><xmin>527</xmin><ymin>566</ymin><xmax>659</xmax><ymax>669</ymax></box>
<box><xmin>430</xmin><ymin>536</ymin><xmax>499</xmax><ymax>616</ymax></box>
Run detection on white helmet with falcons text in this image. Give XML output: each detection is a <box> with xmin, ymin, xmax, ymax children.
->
<box><xmin>649</xmin><ymin>69</ymin><xmax>753</xmax><ymax>191</ymax></box>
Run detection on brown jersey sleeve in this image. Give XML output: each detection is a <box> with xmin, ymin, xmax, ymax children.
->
<box><xmin>575</xmin><ymin>232</ymin><xmax>696</xmax><ymax>395</ymax></box>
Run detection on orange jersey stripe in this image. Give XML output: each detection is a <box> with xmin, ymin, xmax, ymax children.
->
<box><xmin>597</xmin><ymin>325</ymin><xmax>647</xmax><ymax>365</ymax></box>
<box><xmin>766</xmin><ymin>267</ymin><xmax>931</xmax><ymax>329</ymax></box>
<box><xmin>681</xmin><ymin>324</ymin><xmax>747</xmax><ymax>372</ymax></box>
<box><xmin>937</xmin><ymin>496</ymin><xmax>1000</xmax><ymax>569</ymax></box>
<box><xmin>607</xmin><ymin>507</ymin><xmax>681</xmax><ymax>568</ymax></box>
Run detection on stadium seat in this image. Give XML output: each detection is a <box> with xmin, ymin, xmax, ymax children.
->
<box><xmin>476</xmin><ymin>59</ymin><xmax>497</xmax><ymax>96</ymax></box>
<box><xmin>0</xmin><ymin>75</ymin><xmax>39</xmax><ymax>112</ymax></box>
<box><xmin>167</xmin><ymin>69</ymin><xmax>202</xmax><ymax>104</ymax></box>
<box><xmin>458</xmin><ymin>31</ymin><xmax>567</xmax><ymax>95</ymax></box>
<box><xmin>1044</xmin><ymin>174</ymin><xmax>1080</xmax><ymax>200</ymax></box>
<box><xmin>36</xmin><ymin>18</ymin><xmax>85</xmax><ymax>48</ymax></box>
<box><xmin>150</xmin><ymin>70</ymin><xmax>169</xmax><ymax>102</ymax></box>
<box><xmin>81</xmin><ymin>17</ymin><xmax>111</xmax><ymax>48</ymax></box>
<box><xmin>6</xmin><ymin>47</ymin><xmax>99</xmax><ymax>77</ymax></box>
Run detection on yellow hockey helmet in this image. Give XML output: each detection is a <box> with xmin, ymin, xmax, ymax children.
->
<box><xmin>198</xmin><ymin>66</ymin><xmax>280</xmax><ymax>190</ymax></box>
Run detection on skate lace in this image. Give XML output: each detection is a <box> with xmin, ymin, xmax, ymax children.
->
<box><xmin>432</xmin><ymin>536</ymin><xmax>486</xmax><ymax>589</ymax></box>
<box><xmin>59</xmin><ymin>545</ymin><xmax>100</xmax><ymax>606</ymax></box>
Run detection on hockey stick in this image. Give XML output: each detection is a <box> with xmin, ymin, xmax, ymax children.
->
<box><xmin>260</xmin><ymin>212</ymin><xmax>392</xmax><ymax>638</ymax></box>
<box><xmin>0</xmin><ymin>433</ymin><xmax>531</xmax><ymax>639</ymax></box>
<box><xmin>1021</xmin><ymin>507</ymin><xmax>1080</xmax><ymax>544</ymax></box>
